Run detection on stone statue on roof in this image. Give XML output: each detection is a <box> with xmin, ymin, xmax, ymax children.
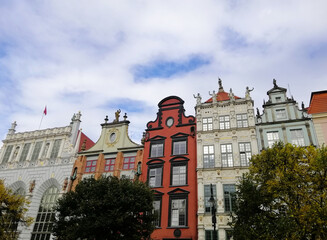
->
<box><xmin>193</xmin><ymin>93</ymin><xmax>202</xmax><ymax>105</ymax></box>
<box><xmin>228</xmin><ymin>88</ymin><xmax>235</xmax><ymax>101</ymax></box>
<box><xmin>209</xmin><ymin>90</ymin><xmax>217</xmax><ymax>103</ymax></box>
<box><xmin>245</xmin><ymin>86</ymin><xmax>254</xmax><ymax>99</ymax></box>
<box><xmin>218</xmin><ymin>78</ymin><xmax>224</xmax><ymax>92</ymax></box>
<box><xmin>273</xmin><ymin>79</ymin><xmax>278</xmax><ymax>88</ymax></box>
<box><xmin>114</xmin><ymin>109</ymin><xmax>121</xmax><ymax>122</ymax></box>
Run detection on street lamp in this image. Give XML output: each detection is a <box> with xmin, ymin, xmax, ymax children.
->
<box><xmin>208</xmin><ymin>184</ymin><xmax>217</xmax><ymax>240</ymax></box>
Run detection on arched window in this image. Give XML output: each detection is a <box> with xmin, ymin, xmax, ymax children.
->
<box><xmin>31</xmin><ymin>186</ymin><xmax>59</xmax><ymax>240</ymax></box>
<box><xmin>14</xmin><ymin>187</ymin><xmax>26</xmax><ymax>196</ymax></box>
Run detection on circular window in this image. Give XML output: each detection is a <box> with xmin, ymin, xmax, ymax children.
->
<box><xmin>109</xmin><ymin>132</ymin><xmax>116</xmax><ymax>143</ymax></box>
<box><xmin>166</xmin><ymin>117</ymin><xmax>174</xmax><ymax>127</ymax></box>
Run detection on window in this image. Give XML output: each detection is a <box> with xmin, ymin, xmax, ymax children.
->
<box><xmin>104</xmin><ymin>158</ymin><xmax>115</xmax><ymax>172</ymax></box>
<box><xmin>221</xmin><ymin>144</ymin><xmax>233</xmax><ymax>167</ymax></box>
<box><xmin>123</xmin><ymin>156</ymin><xmax>135</xmax><ymax>170</ymax></box>
<box><xmin>19</xmin><ymin>143</ymin><xmax>31</xmax><ymax>162</ymax></box>
<box><xmin>205</xmin><ymin>230</ymin><xmax>218</xmax><ymax>240</ymax></box>
<box><xmin>224</xmin><ymin>184</ymin><xmax>236</xmax><ymax>212</ymax></box>
<box><xmin>14</xmin><ymin>187</ymin><xmax>26</xmax><ymax>196</ymax></box>
<box><xmin>236</xmin><ymin>114</ymin><xmax>248</xmax><ymax>128</ymax></box>
<box><xmin>148</xmin><ymin>167</ymin><xmax>162</xmax><ymax>187</ymax></box>
<box><xmin>276</xmin><ymin>97</ymin><xmax>282</xmax><ymax>102</ymax></box>
<box><xmin>276</xmin><ymin>109</ymin><xmax>287</xmax><ymax>119</ymax></box>
<box><xmin>173</xmin><ymin>140</ymin><xmax>187</xmax><ymax>155</ymax></box>
<box><xmin>170</xmin><ymin>198</ymin><xmax>187</xmax><ymax>227</ymax></box>
<box><xmin>203</xmin><ymin>117</ymin><xmax>213</xmax><ymax>131</ymax></box>
<box><xmin>42</xmin><ymin>143</ymin><xmax>50</xmax><ymax>158</ymax></box>
<box><xmin>203</xmin><ymin>145</ymin><xmax>215</xmax><ymax>168</ymax></box>
<box><xmin>204</xmin><ymin>184</ymin><xmax>216</xmax><ymax>213</ymax></box>
<box><xmin>150</xmin><ymin>142</ymin><xmax>164</xmax><ymax>158</ymax></box>
<box><xmin>31</xmin><ymin>142</ymin><xmax>42</xmax><ymax>161</ymax></box>
<box><xmin>239</xmin><ymin>143</ymin><xmax>251</xmax><ymax>166</ymax></box>
<box><xmin>85</xmin><ymin>158</ymin><xmax>97</xmax><ymax>173</ymax></box>
<box><xmin>267</xmin><ymin>131</ymin><xmax>279</xmax><ymax>148</ymax></box>
<box><xmin>50</xmin><ymin>139</ymin><xmax>62</xmax><ymax>159</ymax></box>
<box><xmin>172</xmin><ymin>165</ymin><xmax>187</xmax><ymax>186</ymax></box>
<box><xmin>31</xmin><ymin>186</ymin><xmax>60</xmax><ymax>240</ymax></box>
<box><xmin>153</xmin><ymin>199</ymin><xmax>161</xmax><ymax>227</ymax></box>
<box><xmin>1</xmin><ymin>145</ymin><xmax>13</xmax><ymax>163</ymax></box>
<box><xmin>291</xmin><ymin>129</ymin><xmax>305</xmax><ymax>146</ymax></box>
<box><xmin>219</xmin><ymin>116</ymin><xmax>230</xmax><ymax>129</ymax></box>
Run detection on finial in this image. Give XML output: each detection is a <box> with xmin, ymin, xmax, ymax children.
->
<box><xmin>273</xmin><ymin>79</ymin><xmax>278</xmax><ymax>88</ymax></box>
<box><xmin>104</xmin><ymin>115</ymin><xmax>108</xmax><ymax>123</ymax></box>
<box><xmin>301</xmin><ymin>101</ymin><xmax>305</xmax><ymax>110</ymax></box>
<box><xmin>218</xmin><ymin>78</ymin><xmax>224</xmax><ymax>92</ymax></box>
<box><xmin>8</xmin><ymin>121</ymin><xmax>17</xmax><ymax>135</ymax></box>
<box><xmin>123</xmin><ymin>113</ymin><xmax>127</xmax><ymax>121</ymax></box>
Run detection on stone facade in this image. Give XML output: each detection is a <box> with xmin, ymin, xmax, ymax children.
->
<box><xmin>70</xmin><ymin>111</ymin><xmax>143</xmax><ymax>191</ymax></box>
<box><xmin>195</xmin><ymin>79</ymin><xmax>258</xmax><ymax>240</ymax></box>
<box><xmin>0</xmin><ymin>112</ymin><xmax>91</xmax><ymax>240</ymax></box>
<box><xmin>256</xmin><ymin>79</ymin><xmax>318</xmax><ymax>150</ymax></box>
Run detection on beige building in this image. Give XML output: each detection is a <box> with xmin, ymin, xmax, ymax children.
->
<box><xmin>308</xmin><ymin>90</ymin><xmax>327</xmax><ymax>147</ymax></box>
<box><xmin>195</xmin><ymin>79</ymin><xmax>258</xmax><ymax>240</ymax></box>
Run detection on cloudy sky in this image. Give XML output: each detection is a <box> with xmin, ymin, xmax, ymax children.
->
<box><xmin>0</xmin><ymin>0</ymin><xmax>326</xmax><ymax>145</ymax></box>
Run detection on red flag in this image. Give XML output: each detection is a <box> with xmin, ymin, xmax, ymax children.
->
<box><xmin>43</xmin><ymin>106</ymin><xmax>47</xmax><ymax>115</ymax></box>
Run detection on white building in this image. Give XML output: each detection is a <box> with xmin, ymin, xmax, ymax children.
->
<box><xmin>0</xmin><ymin>112</ymin><xmax>91</xmax><ymax>240</ymax></box>
<box><xmin>195</xmin><ymin>80</ymin><xmax>259</xmax><ymax>240</ymax></box>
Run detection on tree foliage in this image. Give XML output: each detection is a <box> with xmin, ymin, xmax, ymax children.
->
<box><xmin>0</xmin><ymin>180</ymin><xmax>33</xmax><ymax>240</ymax></box>
<box><xmin>231</xmin><ymin>143</ymin><xmax>327</xmax><ymax>240</ymax></box>
<box><xmin>53</xmin><ymin>176</ymin><xmax>156</xmax><ymax>240</ymax></box>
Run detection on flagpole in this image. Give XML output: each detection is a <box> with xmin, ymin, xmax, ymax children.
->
<box><xmin>39</xmin><ymin>106</ymin><xmax>47</xmax><ymax>130</ymax></box>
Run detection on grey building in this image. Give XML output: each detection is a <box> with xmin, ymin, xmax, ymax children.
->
<box><xmin>256</xmin><ymin>79</ymin><xmax>318</xmax><ymax>150</ymax></box>
<box><xmin>0</xmin><ymin>112</ymin><xmax>92</xmax><ymax>240</ymax></box>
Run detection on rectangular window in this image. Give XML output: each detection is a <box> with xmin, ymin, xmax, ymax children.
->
<box><xmin>170</xmin><ymin>198</ymin><xmax>186</xmax><ymax>227</ymax></box>
<box><xmin>236</xmin><ymin>114</ymin><xmax>248</xmax><ymax>128</ymax></box>
<box><xmin>224</xmin><ymin>184</ymin><xmax>236</xmax><ymax>212</ymax></box>
<box><xmin>239</xmin><ymin>143</ymin><xmax>251</xmax><ymax>166</ymax></box>
<box><xmin>153</xmin><ymin>200</ymin><xmax>161</xmax><ymax>227</ymax></box>
<box><xmin>123</xmin><ymin>156</ymin><xmax>135</xmax><ymax>170</ymax></box>
<box><xmin>276</xmin><ymin>97</ymin><xmax>282</xmax><ymax>102</ymax></box>
<box><xmin>173</xmin><ymin>140</ymin><xmax>187</xmax><ymax>155</ymax></box>
<box><xmin>172</xmin><ymin>165</ymin><xmax>186</xmax><ymax>186</ymax></box>
<box><xmin>50</xmin><ymin>139</ymin><xmax>62</xmax><ymax>159</ymax></box>
<box><xmin>221</xmin><ymin>144</ymin><xmax>233</xmax><ymax>167</ymax></box>
<box><xmin>2</xmin><ymin>145</ymin><xmax>13</xmax><ymax>163</ymax></box>
<box><xmin>149</xmin><ymin>167</ymin><xmax>162</xmax><ymax>187</ymax></box>
<box><xmin>19</xmin><ymin>143</ymin><xmax>31</xmax><ymax>162</ymax></box>
<box><xmin>267</xmin><ymin>131</ymin><xmax>279</xmax><ymax>148</ymax></box>
<box><xmin>291</xmin><ymin>129</ymin><xmax>305</xmax><ymax>146</ymax></box>
<box><xmin>31</xmin><ymin>142</ymin><xmax>42</xmax><ymax>161</ymax></box>
<box><xmin>276</xmin><ymin>109</ymin><xmax>287</xmax><ymax>119</ymax></box>
<box><xmin>203</xmin><ymin>145</ymin><xmax>215</xmax><ymax>168</ymax></box>
<box><xmin>204</xmin><ymin>184</ymin><xmax>216</xmax><ymax>213</ymax></box>
<box><xmin>203</xmin><ymin>117</ymin><xmax>213</xmax><ymax>131</ymax></box>
<box><xmin>104</xmin><ymin>158</ymin><xmax>115</xmax><ymax>172</ymax></box>
<box><xmin>219</xmin><ymin>116</ymin><xmax>230</xmax><ymax>130</ymax></box>
<box><xmin>205</xmin><ymin>230</ymin><xmax>218</xmax><ymax>240</ymax></box>
<box><xmin>150</xmin><ymin>142</ymin><xmax>164</xmax><ymax>158</ymax></box>
<box><xmin>85</xmin><ymin>158</ymin><xmax>97</xmax><ymax>173</ymax></box>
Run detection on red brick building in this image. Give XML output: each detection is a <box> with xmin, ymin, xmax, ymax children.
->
<box><xmin>140</xmin><ymin>96</ymin><xmax>197</xmax><ymax>240</ymax></box>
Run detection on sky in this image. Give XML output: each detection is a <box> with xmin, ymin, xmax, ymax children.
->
<box><xmin>0</xmin><ymin>0</ymin><xmax>326</xmax><ymax>146</ymax></box>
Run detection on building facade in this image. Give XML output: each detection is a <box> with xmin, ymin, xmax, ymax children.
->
<box><xmin>195</xmin><ymin>79</ymin><xmax>258</xmax><ymax>240</ymax></box>
<box><xmin>70</xmin><ymin>111</ymin><xmax>143</xmax><ymax>190</ymax></box>
<box><xmin>307</xmin><ymin>90</ymin><xmax>327</xmax><ymax>147</ymax></box>
<box><xmin>256</xmin><ymin>79</ymin><xmax>318</xmax><ymax>150</ymax></box>
<box><xmin>140</xmin><ymin>96</ymin><xmax>197</xmax><ymax>240</ymax></box>
<box><xmin>0</xmin><ymin>112</ymin><xmax>92</xmax><ymax>240</ymax></box>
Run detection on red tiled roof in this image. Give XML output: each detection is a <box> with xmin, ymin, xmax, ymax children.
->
<box><xmin>308</xmin><ymin>90</ymin><xmax>327</xmax><ymax>114</ymax></box>
<box><xmin>78</xmin><ymin>131</ymin><xmax>95</xmax><ymax>152</ymax></box>
<box><xmin>205</xmin><ymin>91</ymin><xmax>241</xmax><ymax>103</ymax></box>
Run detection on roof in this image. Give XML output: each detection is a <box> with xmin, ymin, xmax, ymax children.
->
<box><xmin>78</xmin><ymin>131</ymin><xmax>95</xmax><ymax>152</ymax></box>
<box><xmin>308</xmin><ymin>90</ymin><xmax>327</xmax><ymax>114</ymax></box>
<box><xmin>205</xmin><ymin>90</ymin><xmax>240</xmax><ymax>103</ymax></box>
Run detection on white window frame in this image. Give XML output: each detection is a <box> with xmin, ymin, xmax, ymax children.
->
<box><xmin>221</xmin><ymin>144</ymin><xmax>233</xmax><ymax>167</ymax></box>
<box><xmin>236</xmin><ymin>114</ymin><xmax>248</xmax><ymax>128</ymax></box>
<box><xmin>239</xmin><ymin>142</ymin><xmax>251</xmax><ymax>166</ymax></box>
<box><xmin>203</xmin><ymin>145</ymin><xmax>215</xmax><ymax>168</ymax></box>
<box><xmin>203</xmin><ymin>117</ymin><xmax>213</xmax><ymax>131</ymax></box>
<box><xmin>219</xmin><ymin>116</ymin><xmax>230</xmax><ymax>130</ymax></box>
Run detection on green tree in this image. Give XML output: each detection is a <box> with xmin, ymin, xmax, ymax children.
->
<box><xmin>0</xmin><ymin>180</ymin><xmax>33</xmax><ymax>240</ymax></box>
<box><xmin>53</xmin><ymin>176</ymin><xmax>156</xmax><ymax>240</ymax></box>
<box><xmin>231</xmin><ymin>143</ymin><xmax>327</xmax><ymax>240</ymax></box>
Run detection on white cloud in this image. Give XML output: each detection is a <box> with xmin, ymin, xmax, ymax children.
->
<box><xmin>0</xmin><ymin>0</ymin><xmax>326</xmax><ymax>145</ymax></box>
